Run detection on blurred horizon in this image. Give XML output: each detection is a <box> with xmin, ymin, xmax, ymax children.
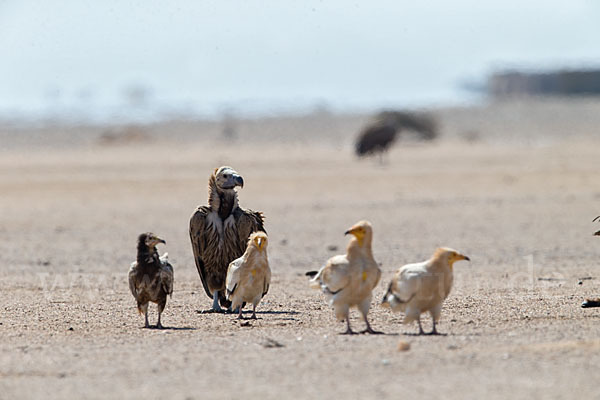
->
<box><xmin>1</xmin><ymin>0</ymin><xmax>600</xmax><ymax>123</ymax></box>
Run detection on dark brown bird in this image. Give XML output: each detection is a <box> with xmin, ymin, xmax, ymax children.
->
<box><xmin>189</xmin><ymin>166</ymin><xmax>265</xmax><ymax>313</ymax></box>
<box><xmin>582</xmin><ymin>217</ymin><xmax>600</xmax><ymax>308</ymax></box>
<box><xmin>355</xmin><ymin>110</ymin><xmax>438</xmax><ymax>161</ymax></box>
<box><xmin>128</xmin><ymin>233</ymin><xmax>173</xmax><ymax>328</ymax></box>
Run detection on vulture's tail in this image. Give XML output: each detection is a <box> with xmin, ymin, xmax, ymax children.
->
<box><xmin>582</xmin><ymin>299</ymin><xmax>600</xmax><ymax>308</ymax></box>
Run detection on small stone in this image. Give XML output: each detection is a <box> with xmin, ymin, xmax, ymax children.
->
<box><xmin>68</xmin><ymin>327</ymin><xmax>74</xmax><ymax>331</ymax></box>
<box><xmin>382</xmin><ymin>359</ymin><xmax>390</xmax><ymax>365</ymax></box>
<box><xmin>327</xmin><ymin>245</ymin><xmax>338</xmax><ymax>251</ymax></box>
<box><xmin>397</xmin><ymin>341</ymin><xmax>411</xmax><ymax>352</ymax></box>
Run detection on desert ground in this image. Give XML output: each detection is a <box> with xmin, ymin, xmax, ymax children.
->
<box><xmin>2</xmin><ymin>99</ymin><xmax>600</xmax><ymax>399</ymax></box>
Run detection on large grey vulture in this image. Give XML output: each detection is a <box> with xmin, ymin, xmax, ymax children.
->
<box><xmin>189</xmin><ymin>166</ymin><xmax>265</xmax><ymax>312</ymax></box>
<box><xmin>128</xmin><ymin>232</ymin><xmax>174</xmax><ymax>328</ymax></box>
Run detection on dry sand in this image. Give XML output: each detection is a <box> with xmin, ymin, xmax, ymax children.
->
<box><xmin>2</xmin><ymin>100</ymin><xmax>600</xmax><ymax>399</ymax></box>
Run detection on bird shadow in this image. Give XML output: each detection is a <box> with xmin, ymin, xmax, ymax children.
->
<box><xmin>140</xmin><ymin>326</ymin><xmax>197</xmax><ymax>331</ymax></box>
<box><xmin>256</xmin><ymin>310</ymin><xmax>300</xmax><ymax>315</ymax></box>
<box><xmin>402</xmin><ymin>332</ymin><xmax>448</xmax><ymax>337</ymax></box>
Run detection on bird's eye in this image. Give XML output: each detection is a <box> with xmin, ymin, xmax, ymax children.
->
<box><xmin>223</xmin><ymin>174</ymin><xmax>229</xmax><ymax>178</ymax></box>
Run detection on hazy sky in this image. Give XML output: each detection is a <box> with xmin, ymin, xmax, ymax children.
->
<box><xmin>1</xmin><ymin>0</ymin><xmax>599</xmax><ymax>118</ymax></box>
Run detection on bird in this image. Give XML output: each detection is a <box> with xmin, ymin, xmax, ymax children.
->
<box><xmin>355</xmin><ymin>110</ymin><xmax>437</xmax><ymax>161</ymax></box>
<box><xmin>190</xmin><ymin>166</ymin><xmax>266</xmax><ymax>313</ymax></box>
<box><xmin>306</xmin><ymin>220</ymin><xmax>382</xmax><ymax>335</ymax></box>
<box><xmin>581</xmin><ymin>217</ymin><xmax>600</xmax><ymax>308</ymax></box>
<box><xmin>382</xmin><ymin>247</ymin><xmax>469</xmax><ymax>335</ymax></box>
<box><xmin>225</xmin><ymin>231</ymin><xmax>271</xmax><ymax>319</ymax></box>
<box><xmin>128</xmin><ymin>233</ymin><xmax>174</xmax><ymax>329</ymax></box>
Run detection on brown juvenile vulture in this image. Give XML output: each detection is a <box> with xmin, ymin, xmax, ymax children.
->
<box><xmin>128</xmin><ymin>233</ymin><xmax>174</xmax><ymax>328</ymax></box>
<box><xmin>190</xmin><ymin>166</ymin><xmax>265</xmax><ymax>312</ymax></box>
<box><xmin>355</xmin><ymin>110</ymin><xmax>438</xmax><ymax>160</ymax></box>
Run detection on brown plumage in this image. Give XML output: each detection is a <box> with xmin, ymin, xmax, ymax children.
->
<box><xmin>128</xmin><ymin>233</ymin><xmax>173</xmax><ymax>329</ymax></box>
<box><xmin>226</xmin><ymin>232</ymin><xmax>271</xmax><ymax>319</ymax></box>
<box><xmin>355</xmin><ymin>110</ymin><xmax>438</xmax><ymax>159</ymax></box>
<box><xmin>306</xmin><ymin>220</ymin><xmax>382</xmax><ymax>335</ymax></box>
<box><xmin>582</xmin><ymin>217</ymin><xmax>600</xmax><ymax>308</ymax></box>
<box><xmin>189</xmin><ymin>166</ymin><xmax>265</xmax><ymax>312</ymax></box>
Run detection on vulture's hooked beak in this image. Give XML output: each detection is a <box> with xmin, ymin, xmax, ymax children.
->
<box><xmin>155</xmin><ymin>237</ymin><xmax>166</xmax><ymax>245</ymax></box>
<box><xmin>234</xmin><ymin>174</ymin><xmax>244</xmax><ymax>188</ymax></box>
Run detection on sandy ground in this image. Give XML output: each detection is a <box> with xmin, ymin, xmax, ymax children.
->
<box><xmin>2</xmin><ymin>102</ymin><xmax>600</xmax><ymax>399</ymax></box>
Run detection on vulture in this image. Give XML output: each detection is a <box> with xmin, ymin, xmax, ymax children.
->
<box><xmin>382</xmin><ymin>247</ymin><xmax>469</xmax><ymax>335</ymax></box>
<box><xmin>355</xmin><ymin>110</ymin><xmax>438</xmax><ymax>160</ymax></box>
<box><xmin>226</xmin><ymin>231</ymin><xmax>271</xmax><ymax>319</ymax></box>
<box><xmin>581</xmin><ymin>217</ymin><xmax>600</xmax><ymax>308</ymax></box>
<box><xmin>190</xmin><ymin>166</ymin><xmax>265</xmax><ymax>313</ymax></box>
<box><xmin>306</xmin><ymin>220</ymin><xmax>382</xmax><ymax>335</ymax></box>
<box><xmin>128</xmin><ymin>232</ymin><xmax>174</xmax><ymax>329</ymax></box>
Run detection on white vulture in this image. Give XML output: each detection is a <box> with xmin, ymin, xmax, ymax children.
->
<box><xmin>306</xmin><ymin>220</ymin><xmax>382</xmax><ymax>335</ymax></box>
<box><xmin>190</xmin><ymin>166</ymin><xmax>265</xmax><ymax>313</ymax></box>
<box><xmin>226</xmin><ymin>231</ymin><xmax>271</xmax><ymax>319</ymax></box>
<box><xmin>128</xmin><ymin>233</ymin><xmax>174</xmax><ymax>329</ymax></box>
<box><xmin>382</xmin><ymin>247</ymin><xmax>469</xmax><ymax>335</ymax></box>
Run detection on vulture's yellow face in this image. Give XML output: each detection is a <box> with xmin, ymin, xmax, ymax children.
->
<box><xmin>344</xmin><ymin>220</ymin><xmax>372</xmax><ymax>247</ymax></box>
<box><xmin>214</xmin><ymin>166</ymin><xmax>244</xmax><ymax>190</ymax></box>
<box><xmin>145</xmin><ymin>233</ymin><xmax>166</xmax><ymax>248</ymax></box>
<box><xmin>440</xmin><ymin>248</ymin><xmax>470</xmax><ymax>267</ymax></box>
<box><xmin>251</xmin><ymin>232</ymin><xmax>268</xmax><ymax>252</ymax></box>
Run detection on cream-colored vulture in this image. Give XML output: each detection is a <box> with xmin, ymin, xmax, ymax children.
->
<box><xmin>128</xmin><ymin>233</ymin><xmax>174</xmax><ymax>329</ymax></box>
<box><xmin>226</xmin><ymin>232</ymin><xmax>271</xmax><ymax>319</ymax></box>
<box><xmin>190</xmin><ymin>166</ymin><xmax>265</xmax><ymax>312</ymax></box>
<box><xmin>306</xmin><ymin>220</ymin><xmax>382</xmax><ymax>335</ymax></box>
<box><xmin>382</xmin><ymin>247</ymin><xmax>469</xmax><ymax>335</ymax></box>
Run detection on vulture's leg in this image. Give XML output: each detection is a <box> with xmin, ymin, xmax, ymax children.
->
<box><xmin>237</xmin><ymin>305</ymin><xmax>244</xmax><ymax>320</ymax></box>
<box><xmin>417</xmin><ymin>318</ymin><xmax>425</xmax><ymax>335</ymax></box>
<box><xmin>141</xmin><ymin>303</ymin><xmax>149</xmax><ymax>328</ymax></box>
<box><xmin>208</xmin><ymin>290</ymin><xmax>224</xmax><ymax>313</ymax></box>
<box><xmin>360</xmin><ymin>315</ymin><xmax>383</xmax><ymax>335</ymax></box>
<box><xmin>428</xmin><ymin>319</ymin><xmax>439</xmax><ymax>335</ymax></box>
<box><xmin>340</xmin><ymin>317</ymin><xmax>357</xmax><ymax>335</ymax></box>
<box><xmin>156</xmin><ymin>301</ymin><xmax>165</xmax><ymax>329</ymax></box>
<box><xmin>251</xmin><ymin>304</ymin><xmax>257</xmax><ymax>320</ymax></box>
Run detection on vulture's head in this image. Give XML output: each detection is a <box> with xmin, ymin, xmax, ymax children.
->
<box><xmin>345</xmin><ymin>220</ymin><xmax>373</xmax><ymax>247</ymax></box>
<box><xmin>138</xmin><ymin>232</ymin><xmax>166</xmax><ymax>249</ymax></box>
<box><xmin>433</xmin><ymin>247</ymin><xmax>470</xmax><ymax>268</ymax></box>
<box><xmin>214</xmin><ymin>166</ymin><xmax>244</xmax><ymax>191</ymax></box>
<box><xmin>248</xmin><ymin>231</ymin><xmax>268</xmax><ymax>252</ymax></box>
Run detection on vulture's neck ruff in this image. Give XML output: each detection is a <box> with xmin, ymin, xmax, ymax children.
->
<box><xmin>137</xmin><ymin>240</ymin><xmax>160</xmax><ymax>272</ymax></box>
<box><xmin>208</xmin><ymin>175</ymin><xmax>239</xmax><ymax>220</ymax></box>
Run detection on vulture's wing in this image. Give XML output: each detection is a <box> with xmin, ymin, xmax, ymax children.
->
<box><xmin>189</xmin><ymin>206</ymin><xmax>213</xmax><ymax>299</ymax></box>
<box><xmin>317</xmin><ymin>255</ymin><xmax>351</xmax><ymax>295</ymax></box>
<box><xmin>262</xmin><ymin>265</ymin><xmax>271</xmax><ymax>298</ymax></box>
<box><xmin>128</xmin><ymin>261</ymin><xmax>139</xmax><ymax>299</ymax></box>
<box><xmin>226</xmin><ymin>257</ymin><xmax>244</xmax><ymax>299</ymax></box>
<box><xmin>159</xmin><ymin>253</ymin><xmax>174</xmax><ymax>297</ymax></box>
<box><xmin>393</xmin><ymin>263</ymin><xmax>427</xmax><ymax>302</ymax></box>
<box><xmin>234</xmin><ymin>207</ymin><xmax>266</xmax><ymax>247</ymax></box>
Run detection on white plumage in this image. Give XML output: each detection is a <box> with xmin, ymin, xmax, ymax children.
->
<box><xmin>382</xmin><ymin>247</ymin><xmax>469</xmax><ymax>335</ymax></box>
<box><xmin>307</xmin><ymin>220</ymin><xmax>382</xmax><ymax>334</ymax></box>
<box><xmin>226</xmin><ymin>231</ymin><xmax>271</xmax><ymax>319</ymax></box>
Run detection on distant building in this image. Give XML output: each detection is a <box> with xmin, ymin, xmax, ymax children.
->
<box><xmin>488</xmin><ymin>69</ymin><xmax>600</xmax><ymax>97</ymax></box>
